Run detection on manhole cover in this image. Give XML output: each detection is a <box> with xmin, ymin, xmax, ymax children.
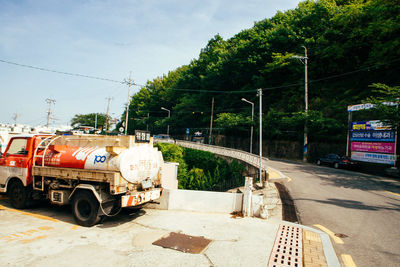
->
<box><xmin>152</xmin><ymin>232</ymin><xmax>212</xmax><ymax>254</ymax></box>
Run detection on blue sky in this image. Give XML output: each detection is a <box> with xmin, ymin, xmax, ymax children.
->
<box><xmin>0</xmin><ymin>0</ymin><xmax>300</xmax><ymax>126</ymax></box>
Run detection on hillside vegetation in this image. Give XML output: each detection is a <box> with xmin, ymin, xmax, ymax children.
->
<box><xmin>155</xmin><ymin>143</ymin><xmax>245</xmax><ymax>191</ymax></box>
<box><xmin>121</xmin><ymin>0</ymin><xmax>400</xmax><ymax>142</ymax></box>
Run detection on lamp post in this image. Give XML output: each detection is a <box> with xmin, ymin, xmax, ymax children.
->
<box><xmin>258</xmin><ymin>89</ymin><xmax>263</xmax><ymax>185</ymax></box>
<box><xmin>292</xmin><ymin>46</ymin><xmax>308</xmax><ymax>162</ymax></box>
<box><xmin>241</xmin><ymin>98</ymin><xmax>254</xmax><ymax>154</ymax></box>
<box><xmin>161</xmin><ymin>107</ymin><xmax>170</xmax><ymax>135</ymax></box>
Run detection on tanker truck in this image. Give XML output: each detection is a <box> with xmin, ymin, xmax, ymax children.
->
<box><xmin>0</xmin><ymin>131</ymin><xmax>166</xmax><ymax>226</ymax></box>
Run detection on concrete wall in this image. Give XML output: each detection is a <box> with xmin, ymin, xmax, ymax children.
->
<box><xmin>148</xmin><ymin>189</ymin><xmax>243</xmax><ymax>213</ymax></box>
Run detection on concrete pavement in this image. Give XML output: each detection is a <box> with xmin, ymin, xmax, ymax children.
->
<box><xmin>0</xmin><ymin>194</ymin><xmax>340</xmax><ymax>267</ymax></box>
<box><xmin>267</xmin><ymin>158</ymin><xmax>400</xmax><ymax>267</ymax></box>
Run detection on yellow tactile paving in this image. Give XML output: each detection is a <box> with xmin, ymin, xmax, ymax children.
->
<box><xmin>303</xmin><ymin>230</ymin><xmax>328</xmax><ymax>267</ymax></box>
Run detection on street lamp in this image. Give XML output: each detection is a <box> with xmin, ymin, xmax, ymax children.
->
<box><xmin>161</xmin><ymin>107</ymin><xmax>170</xmax><ymax>135</ymax></box>
<box><xmin>241</xmin><ymin>98</ymin><xmax>254</xmax><ymax>154</ymax></box>
<box><xmin>292</xmin><ymin>46</ymin><xmax>308</xmax><ymax>162</ymax></box>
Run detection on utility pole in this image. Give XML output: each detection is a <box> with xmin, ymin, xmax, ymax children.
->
<box><xmin>292</xmin><ymin>46</ymin><xmax>308</xmax><ymax>162</ymax></box>
<box><xmin>45</xmin><ymin>98</ymin><xmax>56</xmax><ymax>128</ymax></box>
<box><xmin>303</xmin><ymin>46</ymin><xmax>308</xmax><ymax>162</ymax></box>
<box><xmin>125</xmin><ymin>72</ymin><xmax>133</xmax><ymax>135</ymax></box>
<box><xmin>161</xmin><ymin>107</ymin><xmax>170</xmax><ymax>135</ymax></box>
<box><xmin>209</xmin><ymin>97</ymin><xmax>214</xmax><ymax>144</ymax></box>
<box><xmin>258</xmin><ymin>89</ymin><xmax>263</xmax><ymax>184</ymax></box>
<box><xmin>105</xmin><ymin>97</ymin><xmax>113</xmax><ymax>131</ymax></box>
<box><xmin>241</xmin><ymin>98</ymin><xmax>254</xmax><ymax>153</ymax></box>
<box><xmin>146</xmin><ymin>113</ymin><xmax>149</xmax><ymax>131</ymax></box>
<box><xmin>12</xmin><ymin>113</ymin><xmax>18</xmax><ymax>125</ymax></box>
<box><xmin>95</xmin><ymin>114</ymin><xmax>98</xmax><ymax>130</ymax></box>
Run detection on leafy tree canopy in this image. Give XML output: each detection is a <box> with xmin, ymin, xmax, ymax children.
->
<box><xmin>121</xmin><ymin>0</ymin><xmax>400</xmax><ymax>143</ymax></box>
<box><xmin>71</xmin><ymin>113</ymin><xmax>107</xmax><ymax>129</ymax></box>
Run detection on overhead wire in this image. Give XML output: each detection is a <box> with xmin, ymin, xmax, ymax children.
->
<box><xmin>1</xmin><ymin>56</ymin><xmax>400</xmax><ymax>95</ymax></box>
<box><xmin>0</xmin><ymin>59</ymin><xmax>124</xmax><ymax>84</ymax></box>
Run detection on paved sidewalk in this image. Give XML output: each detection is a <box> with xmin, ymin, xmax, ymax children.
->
<box><xmin>0</xmin><ymin>199</ymin><xmax>340</xmax><ymax>267</ymax></box>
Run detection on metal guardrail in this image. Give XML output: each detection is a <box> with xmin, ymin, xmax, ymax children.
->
<box><xmin>175</xmin><ymin>140</ymin><xmax>268</xmax><ymax>171</ymax></box>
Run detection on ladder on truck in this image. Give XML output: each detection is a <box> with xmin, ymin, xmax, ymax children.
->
<box><xmin>32</xmin><ymin>135</ymin><xmax>61</xmax><ymax>191</ymax></box>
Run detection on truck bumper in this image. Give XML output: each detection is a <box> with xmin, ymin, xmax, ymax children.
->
<box><xmin>121</xmin><ymin>188</ymin><xmax>162</xmax><ymax>207</ymax></box>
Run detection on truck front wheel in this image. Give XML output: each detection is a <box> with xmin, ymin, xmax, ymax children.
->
<box><xmin>72</xmin><ymin>190</ymin><xmax>101</xmax><ymax>227</ymax></box>
<box><xmin>8</xmin><ymin>180</ymin><xmax>28</xmax><ymax>209</ymax></box>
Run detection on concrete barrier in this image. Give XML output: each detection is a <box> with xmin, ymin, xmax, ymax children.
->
<box><xmin>148</xmin><ymin>189</ymin><xmax>243</xmax><ymax>213</ymax></box>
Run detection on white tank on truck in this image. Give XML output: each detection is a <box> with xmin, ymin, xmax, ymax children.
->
<box><xmin>38</xmin><ymin>143</ymin><xmax>163</xmax><ymax>184</ymax></box>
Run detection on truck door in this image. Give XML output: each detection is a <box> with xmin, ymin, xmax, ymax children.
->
<box><xmin>0</xmin><ymin>137</ymin><xmax>29</xmax><ymax>190</ymax></box>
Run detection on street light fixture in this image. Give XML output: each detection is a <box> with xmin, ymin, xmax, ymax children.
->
<box><xmin>292</xmin><ymin>46</ymin><xmax>308</xmax><ymax>162</ymax></box>
<box><xmin>161</xmin><ymin>107</ymin><xmax>171</xmax><ymax>135</ymax></box>
<box><xmin>241</xmin><ymin>98</ymin><xmax>254</xmax><ymax>154</ymax></box>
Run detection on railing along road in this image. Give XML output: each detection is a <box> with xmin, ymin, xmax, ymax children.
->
<box><xmin>175</xmin><ymin>140</ymin><xmax>268</xmax><ymax>172</ymax></box>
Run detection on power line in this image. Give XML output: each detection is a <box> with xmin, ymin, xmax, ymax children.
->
<box><xmin>2</xmin><ymin>56</ymin><xmax>400</xmax><ymax>95</ymax></box>
<box><xmin>0</xmin><ymin>59</ymin><xmax>124</xmax><ymax>84</ymax></box>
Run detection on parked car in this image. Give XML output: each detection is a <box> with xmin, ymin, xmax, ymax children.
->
<box><xmin>316</xmin><ymin>154</ymin><xmax>357</xmax><ymax>169</ymax></box>
<box><xmin>153</xmin><ymin>134</ymin><xmax>174</xmax><ymax>143</ymax></box>
<box><xmin>192</xmin><ymin>131</ymin><xmax>205</xmax><ymax>143</ymax></box>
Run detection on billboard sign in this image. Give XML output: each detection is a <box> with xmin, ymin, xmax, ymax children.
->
<box><xmin>351</xmin><ymin>152</ymin><xmax>395</xmax><ymax>166</ymax></box>
<box><xmin>347</xmin><ymin>103</ymin><xmax>376</xmax><ymax>112</ymax></box>
<box><xmin>350</xmin><ymin>130</ymin><xmax>395</xmax><ymax>142</ymax></box>
<box><xmin>348</xmin><ymin>102</ymin><xmax>398</xmax><ymax>112</ymax></box>
<box><xmin>351</xmin><ymin>142</ymin><xmax>395</xmax><ymax>154</ymax></box>
<box><xmin>351</xmin><ymin>121</ymin><xmax>391</xmax><ymax>131</ymax></box>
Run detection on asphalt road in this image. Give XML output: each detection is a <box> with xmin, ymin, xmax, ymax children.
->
<box><xmin>268</xmin><ymin>159</ymin><xmax>400</xmax><ymax>267</ymax></box>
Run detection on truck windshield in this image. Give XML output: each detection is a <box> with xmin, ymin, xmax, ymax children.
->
<box><xmin>7</xmin><ymin>138</ymin><xmax>28</xmax><ymax>155</ymax></box>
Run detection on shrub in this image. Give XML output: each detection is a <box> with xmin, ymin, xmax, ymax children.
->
<box><xmin>155</xmin><ymin>143</ymin><xmax>245</xmax><ymax>191</ymax></box>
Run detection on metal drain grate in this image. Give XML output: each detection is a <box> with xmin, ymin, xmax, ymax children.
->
<box><xmin>268</xmin><ymin>224</ymin><xmax>303</xmax><ymax>267</ymax></box>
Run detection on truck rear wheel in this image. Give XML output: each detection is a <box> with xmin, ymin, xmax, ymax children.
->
<box><xmin>8</xmin><ymin>180</ymin><xmax>28</xmax><ymax>209</ymax></box>
<box><xmin>72</xmin><ymin>190</ymin><xmax>101</xmax><ymax>227</ymax></box>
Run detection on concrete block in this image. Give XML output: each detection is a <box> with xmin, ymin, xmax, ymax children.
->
<box><xmin>148</xmin><ymin>189</ymin><xmax>243</xmax><ymax>214</ymax></box>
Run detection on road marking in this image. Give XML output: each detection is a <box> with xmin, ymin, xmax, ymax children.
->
<box><xmin>313</xmin><ymin>224</ymin><xmax>344</xmax><ymax>244</ymax></box>
<box><xmin>385</xmin><ymin>191</ymin><xmax>400</xmax><ymax>197</ymax></box>
<box><xmin>0</xmin><ymin>204</ymin><xmax>60</xmax><ymax>222</ymax></box>
<box><xmin>286</xmin><ymin>176</ymin><xmax>292</xmax><ymax>182</ymax></box>
<box><xmin>1</xmin><ymin>226</ymin><xmax>54</xmax><ymax>244</ymax></box>
<box><xmin>21</xmin><ymin>235</ymin><xmax>47</xmax><ymax>244</ymax></box>
<box><xmin>341</xmin><ymin>254</ymin><xmax>357</xmax><ymax>267</ymax></box>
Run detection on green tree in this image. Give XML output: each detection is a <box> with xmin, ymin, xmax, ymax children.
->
<box><xmin>364</xmin><ymin>83</ymin><xmax>400</xmax><ymax>129</ymax></box>
<box><xmin>71</xmin><ymin>113</ymin><xmax>107</xmax><ymax>129</ymax></box>
<box><xmin>121</xmin><ymin>0</ymin><xmax>400</xmax><ymax>143</ymax></box>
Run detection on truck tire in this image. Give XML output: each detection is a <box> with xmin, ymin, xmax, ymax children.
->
<box><xmin>8</xmin><ymin>180</ymin><xmax>28</xmax><ymax>209</ymax></box>
<box><xmin>72</xmin><ymin>190</ymin><xmax>101</xmax><ymax>227</ymax></box>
